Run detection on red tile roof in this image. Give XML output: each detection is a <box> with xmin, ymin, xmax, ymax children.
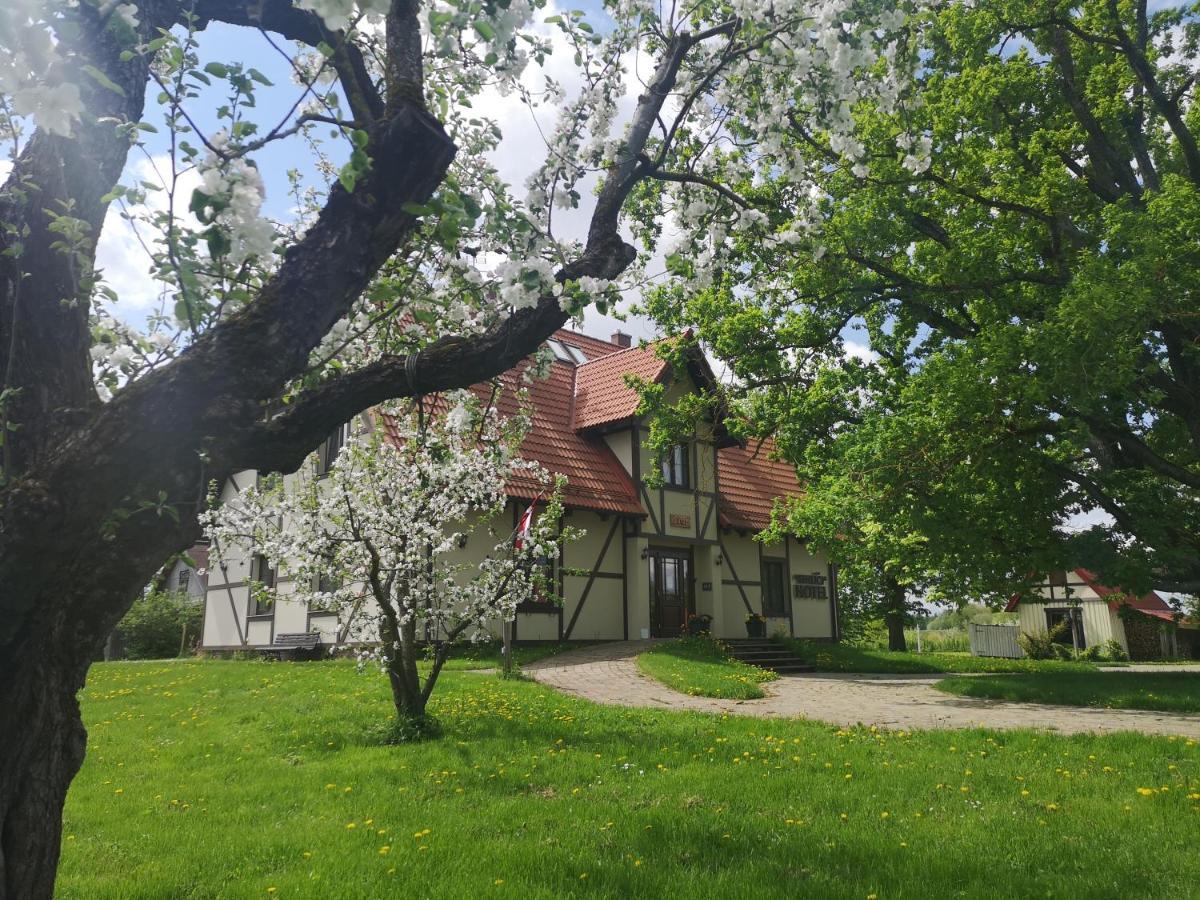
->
<box><xmin>573</xmin><ymin>341</ymin><xmax>670</xmax><ymax>430</ymax></box>
<box><xmin>380</xmin><ymin>352</ymin><xmax>642</xmax><ymax>516</ymax></box>
<box><xmin>1004</xmin><ymin>568</ymin><xmax>1174</xmax><ymax>613</ymax></box>
<box><xmin>380</xmin><ymin>330</ymin><xmax>803</xmax><ymax>529</ymax></box>
<box><xmin>716</xmin><ymin>438</ymin><xmax>803</xmax><ymax>531</ymax></box>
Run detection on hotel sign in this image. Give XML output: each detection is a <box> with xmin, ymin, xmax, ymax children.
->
<box><xmin>669</xmin><ymin>513</ymin><xmax>692</xmax><ymax>529</ymax></box>
<box><xmin>793</xmin><ymin>573</ymin><xmax>827</xmax><ymax>599</ymax></box>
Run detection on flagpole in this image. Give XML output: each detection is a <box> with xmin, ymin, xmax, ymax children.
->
<box><xmin>506</xmin><ymin>493</ymin><xmax>541</xmax><ymax>678</ymax></box>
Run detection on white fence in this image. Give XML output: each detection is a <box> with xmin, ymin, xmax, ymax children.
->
<box><xmin>968</xmin><ymin>623</ymin><xmax>1024</xmax><ymax>659</ymax></box>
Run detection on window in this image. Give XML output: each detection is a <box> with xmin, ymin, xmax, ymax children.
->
<box><xmin>546</xmin><ymin>339</ymin><xmax>572</xmax><ymax>363</ymax></box>
<box><xmin>316</xmin><ymin>422</ymin><xmax>350</xmax><ymax>476</ymax></box>
<box><xmin>249</xmin><ymin>554</ymin><xmax>276</xmax><ymax>616</ymax></box>
<box><xmin>546</xmin><ymin>339</ymin><xmax>588</xmax><ymax>365</ymax></box>
<box><xmin>177</xmin><ymin>568</ymin><xmax>190</xmax><ymax>591</ymax></box>
<box><xmin>661</xmin><ymin>443</ymin><xmax>690</xmax><ymax>488</ymax></box>
<box><xmin>1045</xmin><ymin>608</ymin><xmax>1084</xmax><ymax>647</ymax></box>
<box><xmin>1048</xmin><ymin>570</ymin><xmax>1068</xmax><ymax>586</ymax></box>
<box><xmin>762</xmin><ymin>559</ymin><xmax>787</xmax><ymax>617</ymax></box>
<box><xmin>309</xmin><ymin>572</ymin><xmax>341</xmax><ymax>613</ymax></box>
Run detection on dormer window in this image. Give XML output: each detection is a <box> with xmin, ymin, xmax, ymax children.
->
<box><xmin>661</xmin><ymin>443</ymin><xmax>690</xmax><ymax>488</ymax></box>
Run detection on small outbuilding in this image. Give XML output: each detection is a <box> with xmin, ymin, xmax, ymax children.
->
<box><xmin>1005</xmin><ymin>568</ymin><xmax>1197</xmax><ymax>660</ymax></box>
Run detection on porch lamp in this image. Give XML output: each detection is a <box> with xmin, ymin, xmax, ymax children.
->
<box><xmin>640</xmin><ymin>547</ymin><xmax>648</xmax><ymax>560</ymax></box>
<box><xmin>714</xmin><ymin>553</ymin><xmax>724</xmax><ymax>566</ymax></box>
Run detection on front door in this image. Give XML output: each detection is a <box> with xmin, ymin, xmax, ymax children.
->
<box><xmin>649</xmin><ymin>548</ymin><xmax>693</xmax><ymax>637</ymax></box>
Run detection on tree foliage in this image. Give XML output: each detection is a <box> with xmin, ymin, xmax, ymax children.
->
<box><xmin>646</xmin><ymin>0</ymin><xmax>1200</xmax><ymax>599</ymax></box>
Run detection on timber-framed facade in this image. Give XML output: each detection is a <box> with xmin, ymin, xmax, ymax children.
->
<box><xmin>200</xmin><ymin>330</ymin><xmax>839</xmax><ymax>647</ymax></box>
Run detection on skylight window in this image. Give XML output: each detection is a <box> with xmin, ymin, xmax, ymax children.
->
<box><xmin>546</xmin><ymin>339</ymin><xmax>573</xmax><ymax>363</ymax></box>
<box><xmin>565</xmin><ymin>343</ymin><xmax>588</xmax><ymax>364</ymax></box>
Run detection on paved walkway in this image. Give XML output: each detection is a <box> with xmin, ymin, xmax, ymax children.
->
<box><xmin>524</xmin><ymin>641</ymin><xmax>1200</xmax><ymax>737</ymax></box>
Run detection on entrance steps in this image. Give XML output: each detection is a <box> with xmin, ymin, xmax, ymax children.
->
<box><xmin>723</xmin><ymin>639</ymin><xmax>814</xmax><ymax>675</ymax></box>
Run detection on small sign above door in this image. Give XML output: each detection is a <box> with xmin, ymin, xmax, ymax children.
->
<box><xmin>669</xmin><ymin>513</ymin><xmax>692</xmax><ymax>529</ymax></box>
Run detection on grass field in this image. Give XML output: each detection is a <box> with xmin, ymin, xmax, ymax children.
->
<box><xmin>783</xmin><ymin>640</ymin><xmax>1099</xmax><ymax>674</ymax></box>
<box><xmin>59</xmin><ymin>660</ymin><xmax>1199</xmax><ymax>899</ymax></box>
<box><xmin>936</xmin><ymin>672</ymin><xmax>1200</xmax><ymax>714</ymax></box>
<box><xmin>636</xmin><ymin>637</ymin><xmax>777</xmax><ymax>699</ymax></box>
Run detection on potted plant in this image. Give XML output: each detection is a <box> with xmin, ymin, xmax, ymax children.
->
<box><xmin>683</xmin><ymin>613</ymin><xmax>713</xmax><ymax>636</ymax></box>
<box><xmin>745</xmin><ymin>613</ymin><xmax>766</xmax><ymax>638</ymax></box>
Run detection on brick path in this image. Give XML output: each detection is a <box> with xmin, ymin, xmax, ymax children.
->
<box><xmin>524</xmin><ymin>641</ymin><xmax>1200</xmax><ymax>737</ymax></box>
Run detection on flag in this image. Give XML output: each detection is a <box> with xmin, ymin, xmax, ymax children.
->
<box><xmin>514</xmin><ymin>500</ymin><xmax>536</xmax><ymax>550</ymax></box>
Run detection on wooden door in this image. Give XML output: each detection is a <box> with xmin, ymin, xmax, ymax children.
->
<box><xmin>649</xmin><ymin>548</ymin><xmax>693</xmax><ymax>637</ymax></box>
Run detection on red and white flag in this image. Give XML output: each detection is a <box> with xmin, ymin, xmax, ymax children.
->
<box><xmin>514</xmin><ymin>500</ymin><xmax>536</xmax><ymax>550</ymax></box>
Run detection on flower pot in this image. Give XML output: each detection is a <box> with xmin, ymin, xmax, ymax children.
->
<box><xmin>745</xmin><ymin>618</ymin><xmax>765</xmax><ymax>638</ymax></box>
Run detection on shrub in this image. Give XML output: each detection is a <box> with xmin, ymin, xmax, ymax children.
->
<box><xmin>116</xmin><ymin>591</ymin><xmax>204</xmax><ymax>659</ymax></box>
<box><xmin>1052</xmin><ymin>642</ymin><xmax>1075</xmax><ymax>661</ymax></box>
<box><xmin>1104</xmin><ymin>638</ymin><xmax>1129</xmax><ymax>662</ymax></box>
<box><xmin>1081</xmin><ymin>644</ymin><xmax>1103</xmax><ymax>662</ymax></box>
<box><xmin>1018</xmin><ymin>621</ymin><xmax>1070</xmax><ymax>660</ymax></box>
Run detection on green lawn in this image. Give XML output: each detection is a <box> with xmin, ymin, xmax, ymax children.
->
<box><xmin>636</xmin><ymin>637</ymin><xmax>777</xmax><ymax>699</ymax></box>
<box><xmin>936</xmin><ymin>672</ymin><xmax>1200</xmax><ymax>714</ymax></box>
<box><xmin>784</xmin><ymin>640</ymin><xmax>1099</xmax><ymax>674</ymax></box>
<box><xmin>59</xmin><ymin>660</ymin><xmax>1199</xmax><ymax>899</ymax></box>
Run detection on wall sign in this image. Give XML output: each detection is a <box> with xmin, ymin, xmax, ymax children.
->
<box><xmin>701</xmin><ymin>581</ymin><xmax>712</xmax><ymax>592</ymax></box>
<box><xmin>793</xmin><ymin>573</ymin><xmax>828</xmax><ymax>599</ymax></box>
<box><xmin>669</xmin><ymin>513</ymin><xmax>692</xmax><ymax>529</ymax></box>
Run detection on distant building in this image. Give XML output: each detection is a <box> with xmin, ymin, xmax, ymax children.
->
<box><xmin>164</xmin><ymin>544</ymin><xmax>208</xmax><ymax>601</ymax></box>
<box><xmin>200</xmin><ymin>330</ymin><xmax>840</xmax><ymax>648</ymax></box>
<box><xmin>1005</xmin><ymin>568</ymin><xmax>1198</xmax><ymax>660</ymax></box>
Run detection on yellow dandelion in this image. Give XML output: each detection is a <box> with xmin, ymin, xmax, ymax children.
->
<box><xmin>1137</xmin><ymin>787</ymin><xmax>1156</xmax><ymax>796</ymax></box>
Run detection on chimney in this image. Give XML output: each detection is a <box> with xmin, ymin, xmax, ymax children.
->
<box><xmin>611</xmin><ymin>330</ymin><xmax>632</xmax><ymax>348</ymax></box>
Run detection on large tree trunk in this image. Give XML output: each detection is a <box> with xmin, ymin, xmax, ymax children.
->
<box><xmin>883</xmin><ymin>573</ymin><xmax>908</xmax><ymax>652</ymax></box>
<box><xmin>0</xmin><ymin>631</ymin><xmax>93</xmax><ymax>899</ymax></box>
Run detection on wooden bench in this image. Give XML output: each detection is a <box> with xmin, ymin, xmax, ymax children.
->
<box><xmin>261</xmin><ymin>632</ymin><xmax>323</xmax><ymax>661</ymax></box>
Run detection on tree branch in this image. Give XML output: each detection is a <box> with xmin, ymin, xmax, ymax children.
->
<box><xmin>191</xmin><ymin>0</ymin><xmax>385</xmax><ymax>123</ymax></box>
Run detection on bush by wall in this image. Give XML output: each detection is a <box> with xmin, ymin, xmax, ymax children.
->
<box><xmin>115</xmin><ymin>591</ymin><xmax>204</xmax><ymax>659</ymax></box>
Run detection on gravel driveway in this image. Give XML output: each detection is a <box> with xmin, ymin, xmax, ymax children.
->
<box><xmin>524</xmin><ymin>641</ymin><xmax>1200</xmax><ymax>737</ymax></box>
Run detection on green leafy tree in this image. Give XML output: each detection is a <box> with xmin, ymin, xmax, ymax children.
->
<box><xmin>647</xmin><ymin>0</ymin><xmax>1200</xmax><ymax>602</ymax></box>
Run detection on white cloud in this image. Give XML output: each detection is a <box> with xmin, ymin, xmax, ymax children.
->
<box><xmin>843</xmin><ymin>338</ymin><xmax>878</xmax><ymax>363</ymax></box>
<box><xmin>94</xmin><ymin>154</ymin><xmax>203</xmax><ymax>325</ymax></box>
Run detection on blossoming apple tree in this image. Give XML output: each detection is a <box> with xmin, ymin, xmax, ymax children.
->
<box><xmin>204</xmin><ymin>394</ymin><xmax>572</xmax><ymax>727</ymax></box>
<box><xmin>0</xmin><ymin>0</ymin><xmax>937</xmax><ymax>893</ymax></box>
